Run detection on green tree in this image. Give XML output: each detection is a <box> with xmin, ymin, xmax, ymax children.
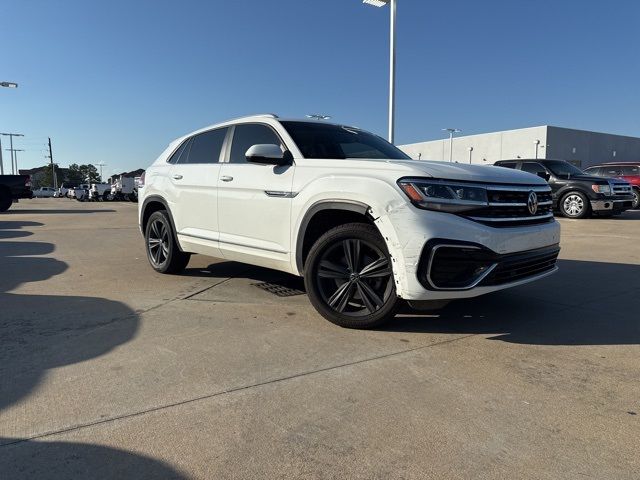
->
<box><xmin>79</xmin><ymin>164</ymin><xmax>100</xmax><ymax>183</ymax></box>
<box><xmin>66</xmin><ymin>163</ymin><xmax>84</xmax><ymax>184</ymax></box>
<box><xmin>40</xmin><ymin>164</ymin><xmax>64</xmax><ymax>188</ymax></box>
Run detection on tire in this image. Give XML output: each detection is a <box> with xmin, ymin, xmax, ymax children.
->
<box><xmin>145</xmin><ymin>210</ymin><xmax>190</xmax><ymax>274</ymax></box>
<box><xmin>560</xmin><ymin>191</ymin><xmax>591</xmax><ymax>219</ymax></box>
<box><xmin>632</xmin><ymin>188</ymin><xmax>640</xmax><ymax>210</ymax></box>
<box><xmin>0</xmin><ymin>189</ymin><xmax>12</xmax><ymax>212</ymax></box>
<box><xmin>304</xmin><ymin>223</ymin><xmax>398</xmax><ymax>329</ymax></box>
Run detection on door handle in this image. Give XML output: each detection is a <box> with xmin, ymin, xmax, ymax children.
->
<box><xmin>173</xmin><ymin>174</ymin><xmax>183</xmax><ymax>180</ymax></box>
<box><xmin>221</xmin><ymin>176</ymin><xmax>233</xmax><ymax>182</ymax></box>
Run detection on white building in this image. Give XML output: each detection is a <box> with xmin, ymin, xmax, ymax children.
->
<box><xmin>399</xmin><ymin>126</ymin><xmax>640</xmax><ymax>169</ymax></box>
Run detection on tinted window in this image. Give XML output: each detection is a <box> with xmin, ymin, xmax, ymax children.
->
<box><xmin>603</xmin><ymin>168</ymin><xmax>622</xmax><ymax>176</ymax></box>
<box><xmin>621</xmin><ymin>165</ymin><xmax>639</xmax><ymax>175</ymax></box>
<box><xmin>281</xmin><ymin>121</ymin><xmax>410</xmax><ymax>160</ymax></box>
<box><xmin>583</xmin><ymin>167</ymin><xmax>602</xmax><ymax>176</ymax></box>
<box><xmin>543</xmin><ymin>160</ymin><xmax>584</xmax><ymax>177</ymax></box>
<box><xmin>521</xmin><ymin>162</ymin><xmax>547</xmax><ymax>176</ymax></box>
<box><xmin>496</xmin><ymin>162</ymin><xmax>517</xmax><ymax>169</ymax></box>
<box><xmin>167</xmin><ymin>139</ymin><xmax>189</xmax><ymax>164</ymax></box>
<box><xmin>229</xmin><ymin>124</ymin><xmax>282</xmax><ymax>164</ymax></box>
<box><xmin>183</xmin><ymin>128</ymin><xmax>227</xmax><ymax>164</ymax></box>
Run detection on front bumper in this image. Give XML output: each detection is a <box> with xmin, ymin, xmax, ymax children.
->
<box><xmin>374</xmin><ymin>203</ymin><xmax>561</xmax><ymax>301</ymax></box>
<box><xmin>591</xmin><ymin>196</ymin><xmax>634</xmax><ymax>212</ymax></box>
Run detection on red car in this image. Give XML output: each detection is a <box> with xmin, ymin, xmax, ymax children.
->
<box><xmin>583</xmin><ymin>162</ymin><xmax>640</xmax><ymax>209</ymax></box>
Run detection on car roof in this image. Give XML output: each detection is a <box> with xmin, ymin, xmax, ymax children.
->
<box><xmin>589</xmin><ymin>161</ymin><xmax>640</xmax><ymax>166</ymax></box>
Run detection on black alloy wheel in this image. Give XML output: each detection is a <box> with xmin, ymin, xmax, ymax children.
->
<box><xmin>305</xmin><ymin>223</ymin><xmax>398</xmax><ymax>329</ymax></box>
<box><xmin>145</xmin><ymin>210</ymin><xmax>190</xmax><ymax>274</ymax></box>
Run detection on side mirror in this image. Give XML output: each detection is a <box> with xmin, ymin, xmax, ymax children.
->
<box><xmin>245</xmin><ymin>144</ymin><xmax>292</xmax><ymax>166</ymax></box>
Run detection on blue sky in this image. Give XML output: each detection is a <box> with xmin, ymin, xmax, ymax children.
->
<box><xmin>2</xmin><ymin>0</ymin><xmax>639</xmax><ymax>175</ymax></box>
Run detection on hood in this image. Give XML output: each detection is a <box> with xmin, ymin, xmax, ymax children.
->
<box><xmin>564</xmin><ymin>174</ymin><xmax>627</xmax><ymax>184</ymax></box>
<box><xmin>388</xmin><ymin>160</ymin><xmax>549</xmax><ymax>185</ymax></box>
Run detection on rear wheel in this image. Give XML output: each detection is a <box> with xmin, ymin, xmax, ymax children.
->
<box><xmin>304</xmin><ymin>223</ymin><xmax>397</xmax><ymax>329</ymax></box>
<box><xmin>0</xmin><ymin>189</ymin><xmax>12</xmax><ymax>212</ymax></box>
<box><xmin>560</xmin><ymin>191</ymin><xmax>590</xmax><ymax>219</ymax></box>
<box><xmin>145</xmin><ymin>210</ymin><xmax>190</xmax><ymax>274</ymax></box>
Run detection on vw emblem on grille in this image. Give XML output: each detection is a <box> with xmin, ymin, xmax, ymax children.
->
<box><xmin>527</xmin><ymin>191</ymin><xmax>538</xmax><ymax>215</ymax></box>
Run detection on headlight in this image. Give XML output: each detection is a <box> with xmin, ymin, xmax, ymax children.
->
<box><xmin>591</xmin><ymin>184</ymin><xmax>611</xmax><ymax>195</ymax></box>
<box><xmin>398</xmin><ymin>179</ymin><xmax>488</xmax><ymax>212</ymax></box>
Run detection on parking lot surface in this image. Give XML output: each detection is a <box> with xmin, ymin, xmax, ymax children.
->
<box><xmin>1</xmin><ymin>199</ymin><xmax>639</xmax><ymax>479</ymax></box>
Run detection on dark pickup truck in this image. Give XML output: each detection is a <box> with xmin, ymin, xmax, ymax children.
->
<box><xmin>0</xmin><ymin>175</ymin><xmax>33</xmax><ymax>212</ymax></box>
<box><xmin>494</xmin><ymin>159</ymin><xmax>634</xmax><ymax>219</ymax></box>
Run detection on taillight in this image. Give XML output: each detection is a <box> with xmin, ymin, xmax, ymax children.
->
<box><xmin>139</xmin><ymin>171</ymin><xmax>145</xmax><ymax>186</ymax></box>
<box><xmin>25</xmin><ymin>176</ymin><xmax>32</xmax><ymax>188</ymax></box>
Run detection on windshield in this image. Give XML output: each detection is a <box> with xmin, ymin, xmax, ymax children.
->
<box><xmin>281</xmin><ymin>121</ymin><xmax>410</xmax><ymax>160</ymax></box>
<box><xmin>544</xmin><ymin>160</ymin><xmax>584</xmax><ymax>177</ymax></box>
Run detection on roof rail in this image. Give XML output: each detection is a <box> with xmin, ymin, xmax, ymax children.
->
<box><xmin>224</xmin><ymin>113</ymin><xmax>279</xmax><ymax>123</ymax></box>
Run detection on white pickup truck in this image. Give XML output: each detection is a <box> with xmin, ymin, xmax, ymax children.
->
<box><xmin>88</xmin><ymin>183</ymin><xmax>112</xmax><ymax>201</ymax></box>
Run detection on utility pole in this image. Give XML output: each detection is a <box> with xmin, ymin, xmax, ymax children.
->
<box><xmin>47</xmin><ymin>137</ymin><xmax>58</xmax><ymax>189</ymax></box>
<box><xmin>0</xmin><ymin>133</ymin><xmax>25</xmax><ymax>174</ymax></box>
<box><xmin>94</xmin><ymin>162</ymin><xmax>107</xmax><ymax>182</ymax></box>
<box><xmin>6</xmin><ymin>148</ymin><xmax>25</xmax><ymax>174</ymax></box>
<box><xmin>0</xmin><ymin>137</ymin><xmax>3</xmax><ymax>175</ymax></box>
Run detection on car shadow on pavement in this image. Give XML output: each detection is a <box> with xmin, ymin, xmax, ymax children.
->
<box><xmin>383</xmin><ymin>259</ymin><xmax>640</xmax><ymax>346</ymax></box>
<box><xmin>0</xmin><ymin>220</ymin><xmax>188</xmax><ymax>479</ymax></box>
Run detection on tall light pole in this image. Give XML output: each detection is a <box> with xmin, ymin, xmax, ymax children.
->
<box><xmin>363</xmin><ymin>0</ymin><xmax>396</xmax><ymax>144</ymax></box>
<box><xmin>1</xmin><ymin>133</ymin><xmax>25</xmax><ymax>174</ymax></box>
<box><xmin>442</xmin><ymin>128</ymin><xmax>461</xmax><ymax>162</ymax></box>
<box><xmin>534</xmin><ymin>139</ymin><xmax>540</xmax><ymax>159</ymax></box>
<box><xmin>468</xmin><ymin>146</ymin><xmax>473</xmax><ymax>164</ymax></box>
<box><xmin>7</xmin><ymin>148</ymin><xmax>25</xmax><ymax>174</ymax></box>
<box><xmin>94</xmin><ymin>162</ymin><xmax>107</xmax><ymax>182</ymax></box>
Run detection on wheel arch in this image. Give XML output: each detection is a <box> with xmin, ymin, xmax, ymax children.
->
<box><xmin>295</xmin><ymin>200</ymin><xmax>378</xmax><ymax>275</ymax></box>
<box><xmin>140</xmin><ymin>195</ymin><xmax>184</xmax><ymax>251</ymax></box>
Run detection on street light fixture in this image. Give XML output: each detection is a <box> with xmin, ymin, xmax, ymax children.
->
<box><xmin>0</xmin><ymin>81</ymin><xmax>18</xmax><ymax>88</ymax></box>
<box><xmin>442</xmin><ymin>128</ymin><xmax>461</xmax><ymax>162</ymax></box>
<box><xmin>363</xmin><ymin>0</ymin><xmax>396</xmax><ymax>144</ymax></box>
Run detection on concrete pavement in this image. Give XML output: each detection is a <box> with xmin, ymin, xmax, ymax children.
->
<box><xmin>1</xmin><ymin>199</ymin><xmax>639</xmax><ymax>479</ymax></box>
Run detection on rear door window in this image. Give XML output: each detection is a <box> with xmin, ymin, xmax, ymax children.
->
<box><xmin>496</xmin><ymin>162</ymin><xmax>517</xmax><ymax>169</ymax></box>
<box><xmin>521</xmin><ymin>162</ymin><xmax>547</xmax><ymax>176</ymax></box>
<box><xmin>621</xmin><ymin>165</ymin><xmax>639</xmax><ymax>175</ymax></box>
<box><xmin>182</xmin><ymin>128</ymin><xmax>228</xmax><ymax>164</ymax></box>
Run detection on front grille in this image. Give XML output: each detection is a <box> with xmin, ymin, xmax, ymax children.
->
<box><xmin>612</xmin><ymin>183</ymin><xmax>632</xmax><ymax>195</ymax></box>
<box><xmin>462</xmin><ymin>185</ymin><xmax>554</xmax><ymax>227</ymax></box>
<box><xmin>480</xmin><ymin>246</ymin><xmax>560</xmax><ymax>286</ymax></box>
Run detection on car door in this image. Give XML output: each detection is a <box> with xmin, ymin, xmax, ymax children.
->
<box><xmin>168</xmin><ymin>127</ymin><xmax>228</xmax><ymax>255</ymax></box>
<box><xmin>216</xmin><ymin>123</ymin><xmax>295</xmax><ymax>269</ymax></box>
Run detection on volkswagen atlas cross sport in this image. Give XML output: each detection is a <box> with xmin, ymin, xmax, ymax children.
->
<box><xmin>139</xmin><ymin>114</ymin><xmax>561</xmax><ymax>329</ymax></box>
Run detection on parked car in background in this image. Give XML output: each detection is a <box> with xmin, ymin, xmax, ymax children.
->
<box><xmin>32</xmin><ymin>186</ymin><xmax>56</xmax><ymax>198</ymax></box>
<box><xmin>88</xmin><ymin>183</ymin><xmax>112</xmax><ymax>201</ymax></box>
<box><xmin>0</xmin><ymin>174</ymin><xmax>33</xmax><ymax>212</ymax></box>
<box><xmin>495</xmin><ymin>159</ymin><xmax>634</xmax><ymax>218</ymax></box>
<box><xmin>58</xmin><ymin>182</ymin><xmax>78</xmax><ymax>198</ymax></box>
<box><xmin>583</xmin><ymin>162</ymin><xmax>640</xmax><ymax>209</ymax></box>
<box><xmin>68</xmin><ymin>184</ymin><xmax>90</xmax><ymax>201</ymax></box>
<box><xmin>111</xmin><ymin>176</ymin><xmax>137</xmax><ymax>202</ymax></box>
<box><xmin>139</xmin><ymin>114</ymin><xmax>561</xmax><ymax>329</ymax></box>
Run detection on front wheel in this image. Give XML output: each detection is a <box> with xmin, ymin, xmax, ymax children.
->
<box><xmin>560</xmin><ymin>192</ymin><xmax>590</xmax><ymax>219</ymax></box>
<box><xmin>145</xmin><ymin>210</ymin><xmax>191</xmax><ymax>274</ymax></box>
<box><xmin>632</xmin><ymin>188</ymin><xmax>640</xmax><ymax>210</ymax></box>
<box><xmin>304</xmin><ymin>223</ymin><xmax>398</xmax><ymax>329</ymax></box>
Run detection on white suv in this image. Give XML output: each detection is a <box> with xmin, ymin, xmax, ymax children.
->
<box><xmin>139</xmin><ymin>114</ymin><xmax>560</xmax><ymax>328</ymax></box>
